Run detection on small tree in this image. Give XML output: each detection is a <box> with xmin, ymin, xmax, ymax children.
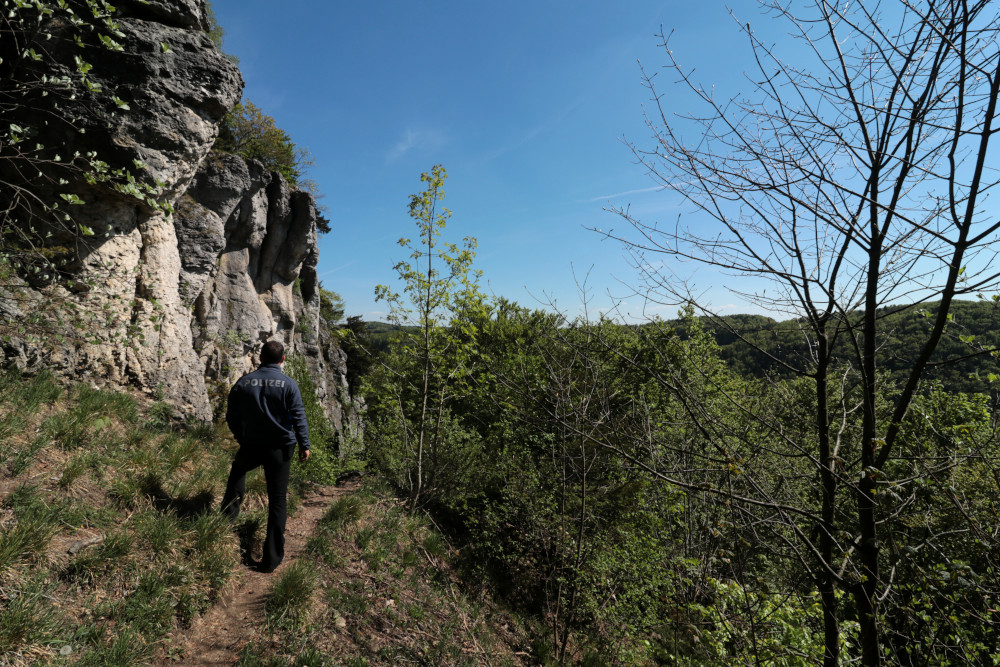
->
<box><xmin>214</xmin><ymin>100</ymin><xmax>329</xmax><ymax>232</ymax></box>
<box><xmin>342</xmin><ymin>315</ymin><xmax>374</xmax><ymax>396</ymax></box>
<box><xmin>318</xmin><ymin>285</ymin><xmax>345</xmax><ymax>327</ymax></box>
<box><xmin>215</xmin><ymin>101</ymin><xmax>305</xmax><ymax>183</ymax></box>
<box><xmin>368</xmin><ymin>165</ymin><xmax>488</xmax><ymax>510</ymax></box>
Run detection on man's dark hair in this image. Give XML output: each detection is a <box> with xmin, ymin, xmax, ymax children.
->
<box><xmin>260</xmin><ymin>340</ymin><xmax>285</xmax><ymax>365</ymax></box>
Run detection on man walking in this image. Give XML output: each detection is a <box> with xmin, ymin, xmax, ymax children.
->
<box><xmin>222</xmin><ymin>340</ymin><xmax>310</xmax><ymax>572</ymax></box>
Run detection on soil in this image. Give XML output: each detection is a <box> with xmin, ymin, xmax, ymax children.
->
<box><xmin>156</xmin><ymin>480</ymin><xmax>359</xmax><ymax>665</ymax></box>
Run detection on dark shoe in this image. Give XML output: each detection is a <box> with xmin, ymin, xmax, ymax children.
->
<box><xmin>257</xmin><ymin>560</ymin><xmax>281</xmax><ymax>573</ymax></box>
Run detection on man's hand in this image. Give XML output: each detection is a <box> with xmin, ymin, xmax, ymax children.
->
<box><xmin>299</xmin><ymin>448</ymin><xmax>310</xmax><ymax>462</ymax></box>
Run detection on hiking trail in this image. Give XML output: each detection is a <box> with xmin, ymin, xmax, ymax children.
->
<box><xmin>156</xmin><ymin>480</ymin><xmax>359</xmax><ymax>665</ymax></box>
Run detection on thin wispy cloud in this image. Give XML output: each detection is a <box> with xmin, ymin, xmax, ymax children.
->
<box><xmin>478</xmin><ymin>94</ymin><xmax>589</xmax><ymax>165</ymax></box>
<box><xmin>386</xmin><ymin>128</ymin><xmax>448</xmax><ymax>163</ymax></box>
<box><xmin>387</xmin><ymin>130</ymin><xmax>418</xmax><ymax>162</ymax></box>
<box><xmin>317</xmin><ymin>261</ymin><xmax>356</xmax><ymax>278</ymax></box>
<box><xmin>589</xmin><ymin>185</ymin><xmax>664</xmax><ymax>201</ymax></box>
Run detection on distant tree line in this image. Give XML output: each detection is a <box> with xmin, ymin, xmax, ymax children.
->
<box><xmin>694</xmin><ymin>301</ymin><xmax>1000</xmax><ymax>397</ymax></box>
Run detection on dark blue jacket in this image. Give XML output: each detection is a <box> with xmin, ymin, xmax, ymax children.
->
<box><xmin>226</xmin><ymin>364</ymin><xmax>310</xmax><ymax>451</ymax></box>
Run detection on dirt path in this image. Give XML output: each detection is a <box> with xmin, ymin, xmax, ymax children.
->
<box><xmin>157</xmin><ymin>481</ymin><xmax>358</xmax><ymax>665</ymax></box>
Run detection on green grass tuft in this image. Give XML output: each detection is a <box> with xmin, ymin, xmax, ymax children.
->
<box><xmin>0</xmin><ymin>485</ymin><xmax>60</xmax><ymax>569</ymax></box>
<box><xmin>191</xmin><ymin>510</ymin><xmax>231</xmax><ymax>552</ymax></box>
<box><xmin>7</xmin><ymin>435</ymin><xmax>46</xmax><ymax>476</ymax></box>
<box><xmin>353</xmin><ymin>526</ymin><xmax>375</xmax><ymax>551</ymax></box>
<box><xmin>318</xmin><ymin>494</ymin><xmax>363</xmax><ymax>531</ymax></box>
<box><xmin>0</xmin><ymin>578</ymin><xmax>67</xmax><ymax>655</ymax></box>
<box><xmin>44</xmin><ymin>410</ymin><xmax>89</xmax><ymax>450</ymax></box>
<box><xmin>59</xmin><ymin>451</ymin><xmax>99</xmax><ymax>488</ymax></box>
<box><xmin>326</xmin><ymin>582</ymin><xmax>369</xmax><ymax>617</ymax></box>
<box><xmin>422</xmin><ymin>532</ymin><xmax>447</xmax><ymax>559</ymax></box>
<box><xmin>65</xmin><ymin>528</ymin><xmax>136</xmax><ymax>583</ymax></box>
<box><xmin>266</xmin><ymin>560</ymin><xmax>317</xmax><ymax>628</ymax></box>
<box><xmin>160</xmin><ymin>433</ymin><xmax>199</xmax><ymax>474</ymax></box>
<box><xmin>135</xmin><ymin>510</ymin><xmax>181</xmax><ymax>558</ymax></box>
<box><xmin>72</xmin><ymin>384</ymin><xmax>139</xmax><ymax>423</ymax></box>
<box><xmin>97</xmin><ymin>570</ymin><xmax>176</xmax><ymax>638</ymax></box>
<box><xmin>0</xmin><ymin>511</ymin><xmax>58</xmax><ymax>569</ymax></box>
<box><xmin>75</xmin><ymin>626</ymin><xmax>151</xmax><ymax>666</ymax></box>
<box><xmin>305</xmin><ymin>533</ymin><xmax>342</xmax><ymax>568</ymax></box>
<box><xmin>235</xmin><ymin>642</ymin><xmax>292</xmax><ymax>666</ymax></box>
<box><xmin>295</xmin><ymin>646</ymin><xmax>332</xmax><ymax>666</ymax></box>
<box><xmin>7</xmin><ymin>369</ymin><xmax>63</xmax><ymax>413</ymax></box>
<box><xmin>145</xmin><ymin>401</ymin><xmax>174</xmax><ymax>433</ymax></box>
<box><xmin>0</xmin><ymin>411</ymin><xmax>26</xmax><ymax>446</ymax></box>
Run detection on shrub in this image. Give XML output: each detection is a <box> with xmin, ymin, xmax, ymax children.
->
<box><xmin>215</xmin><ymin>102</ymin><xmax>312</xmax><ymax>189</ymax></box>
<box><xmin>284</xmin><ymin>355</ymin><xmax>340</xmax><ymax>485</ymax></box>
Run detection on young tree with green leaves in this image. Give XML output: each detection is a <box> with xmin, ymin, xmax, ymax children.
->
<box><xmin>367</xmin><ymin>165</ymin><xmax>489</xmax><ymax>510</ymax></box>
<box><xmin>318</xmin><ymin>285</ymin><xmax>344</xmax><ymax>327</ymax></box>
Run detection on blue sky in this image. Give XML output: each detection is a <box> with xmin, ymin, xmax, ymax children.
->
<box><xmin>207</xmin><ymin>1</ymin><xmax>766</xmax><ymax>322</ymax></box>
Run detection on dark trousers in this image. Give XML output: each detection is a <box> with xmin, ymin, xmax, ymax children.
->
<box><xmin>221</xmin><ymin>444</ymin><xmax>292</xmax><ymax>570</ymax></box>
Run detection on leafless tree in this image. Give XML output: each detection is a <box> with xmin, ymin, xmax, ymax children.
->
<box><xmin>602</xmin><ymin>1</ymin><xmax>1000</xmax><ymax>664</ymax></box>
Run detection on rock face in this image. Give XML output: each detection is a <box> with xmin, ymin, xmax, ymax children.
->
<box><xmin>179</xmin><ymin>153</ymin><xmax>358</xmax><ymax>437</ymax></box>
<box><xmin>0</xmin><ymin>0</ymin><xmax>358</xmax><ymax>439</ymax></box>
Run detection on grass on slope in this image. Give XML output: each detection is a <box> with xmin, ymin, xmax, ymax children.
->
<box><xmin>235</xmin><ymin>482</ymin><xmax>533</xmax><ymax>667</ymax></box>
<box><xmin>0</xmin><ymin>369</ymin><xmax>534</xmax><ymax>667</ymax></box>
<box><xmin>0</xmin><ymin>369</ymin><xmax>281</xmax><ymax>665</ymax></box>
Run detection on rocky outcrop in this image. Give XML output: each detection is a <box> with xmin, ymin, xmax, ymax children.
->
<box><xmin>178</xmin><ymin>153</ymin><xmax>357</xmax><ymax>436</ymax></box>
<box><xmin>0</xmin><ymin>0</ymin><xmax>358</xmax><ymax>438</ymax></box>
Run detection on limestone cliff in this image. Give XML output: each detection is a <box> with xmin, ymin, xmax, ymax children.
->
<box><xmin>178</xmin><ymin>152</ymin><xmax>357</xmax><ymax>437</ymax></box>
<box><xmin>0</xmin><ymin>0</ymin><xmax>358</xmax><ymax>438</ymax></box>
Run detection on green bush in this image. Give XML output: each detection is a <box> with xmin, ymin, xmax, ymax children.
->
<box><xmin>284</xmin><ymin>355</ymin><xmax>341</xmax><ymax>485</ymax></box>
<box><xmin>214</xmin><ymin>100</ymin><xmax>326</xmax><ymax>227</ymax></box>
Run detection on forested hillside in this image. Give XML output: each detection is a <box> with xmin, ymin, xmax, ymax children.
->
<box><xmin>371</xmin><ymin>301</ymin><xmax>1000</xmax><ymax>398</ymax></box>
<box><xmin>705</xmin><ymin>300</ymin><xmax>1000</xmax><ymax>396</ymax></box>
<box><xmin>353</xmin><ymin>158</ymin><xmax>1000</xmax><ymax>665</ymax></box>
